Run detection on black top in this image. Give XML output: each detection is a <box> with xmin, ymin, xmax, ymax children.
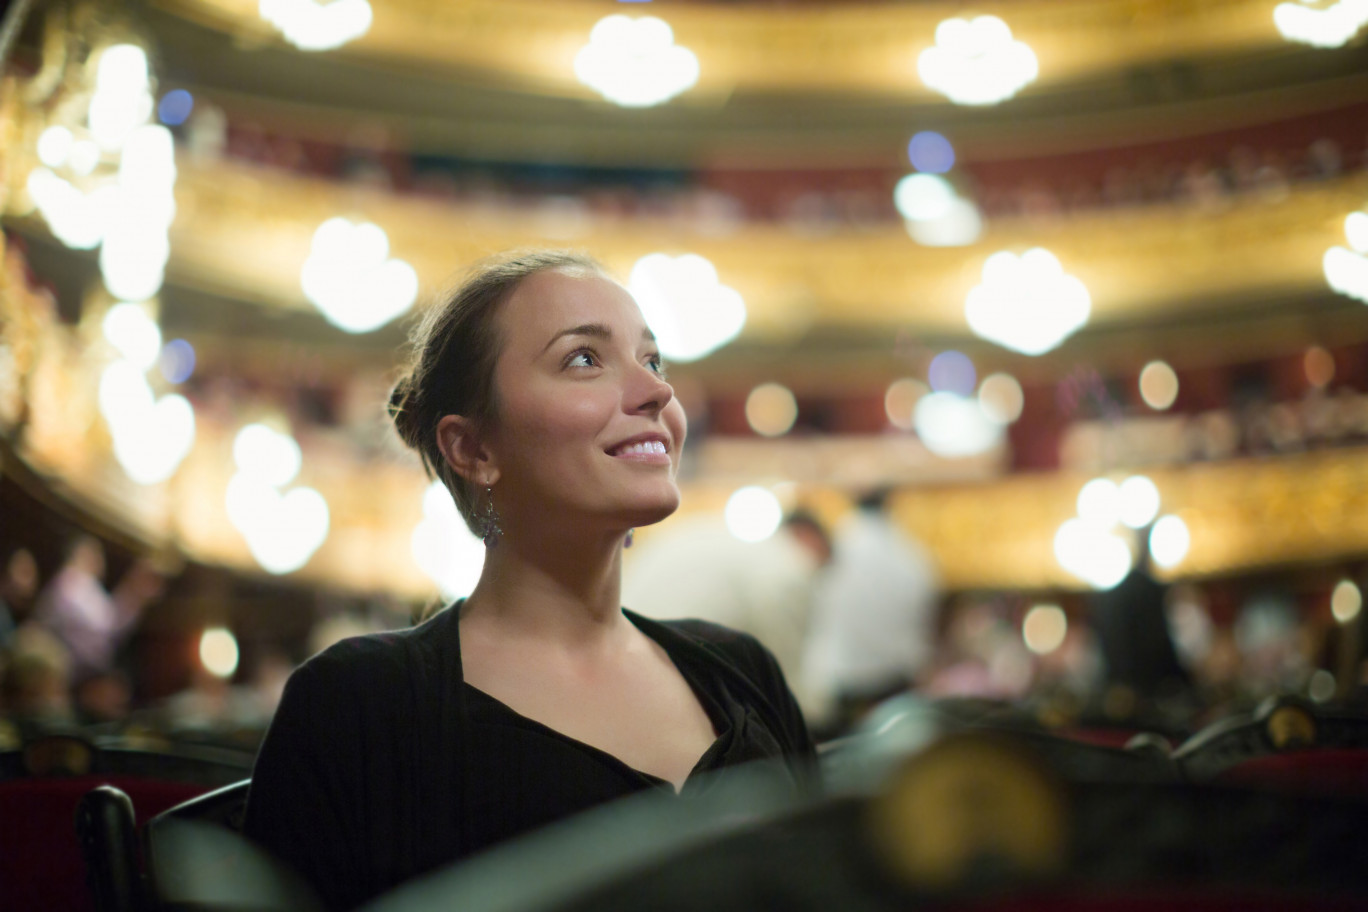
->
<box><xmin>242</xmin><ymin>605</ymin><xmax>818</xmax><ymax>910</ymax></box>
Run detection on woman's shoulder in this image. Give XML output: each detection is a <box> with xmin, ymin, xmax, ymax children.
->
<box><xmin>289</xmin><ymin>605</ymin><xmax>459</xmax><ymax>695</ymax></box>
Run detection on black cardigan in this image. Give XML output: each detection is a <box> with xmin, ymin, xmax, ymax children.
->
<box><xmin>242</xmin><ymin>605</ymin><xmax>817</xmax><ymax>910</ymax></box>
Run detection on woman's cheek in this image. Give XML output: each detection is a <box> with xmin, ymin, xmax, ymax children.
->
<box><xmin>526</xmin><ymin>390</ymin><xmax>611</xmax><ymax>441</ymax></box>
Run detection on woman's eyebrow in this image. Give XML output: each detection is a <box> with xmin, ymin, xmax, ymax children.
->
<box><xmin>540</xmin><ymin>324</ymin><xmax>656</xmax><ymax>353</ymax></box>
<box><xmin>540</xmin><ymin>322</ymin><xmax>612</xmax><ymax>354</ymax></box>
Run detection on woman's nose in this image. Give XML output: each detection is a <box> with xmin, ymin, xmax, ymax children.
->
<box><xmin>629</xmin><ymin>363</ymin><xmax>674</xmax><ymax>414</ymax></box>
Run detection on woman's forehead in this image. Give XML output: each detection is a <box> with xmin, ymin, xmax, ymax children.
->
<box><xmin>502</xmin><ymin>269</ymin><xmax>647</xmax><ymax>346</ymax></box>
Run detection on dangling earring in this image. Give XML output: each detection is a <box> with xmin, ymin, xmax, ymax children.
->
<box><xmin>480</xmin><ymin>486</ymin><xmax>502</xmax><ymax>547</ymax></box>
<box><xmin>624</xmin><ymin>528</ymin><xmax>634</xmax><ymax>549</ymax></box>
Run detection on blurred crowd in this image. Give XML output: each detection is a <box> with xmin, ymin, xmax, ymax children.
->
<box><xmin>6</xmin><ymin>488</ymin><xmax>1362</xmax><ymax>757</ymax></box>
<box><xmin>170</xmin><ymin>99</ymin><xmax>1368</xmax><ymax>234</ymax></box>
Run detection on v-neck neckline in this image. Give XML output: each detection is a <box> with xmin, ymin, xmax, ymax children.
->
<box><xmin>457</xmin><ymin>607</ymin><xmax>730</xmax><ymax>795</ymax></box>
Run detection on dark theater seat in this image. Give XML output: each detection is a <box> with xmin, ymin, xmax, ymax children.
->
<box><xmin>1</xmin><ymin>732</ymin><xmax>253</xmax><ymax>912</ymax></box>
<box><xmin>1173</xmin><ymin>695</ymin><xmax>1368</xmax><ymax>795</ymax></box>
<box><xmin>365</xmin><ymin>731</ymin><xmax>1368</xmax><ymax>912</ymax></box>
<box><xmin>74</xmin><ymin>777</ymin><xmax>320</xmax><ymax>912</ymax></box>
<box><xmin>0</xmin><ymin>773</ymin><xmax>207</xmax><ymax>912</ymax></box>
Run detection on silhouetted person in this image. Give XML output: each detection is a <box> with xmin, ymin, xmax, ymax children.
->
<box><xmin>1088</xmin><ymin>537</ymin><xmax>1192</xmax><ymax>716</ymax></box>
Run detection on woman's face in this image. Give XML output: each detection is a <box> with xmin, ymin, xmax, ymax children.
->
<box><xmin>484</xmin><ymin>267</ymin><xmax>687</xmax><ymax>534</ymax></box>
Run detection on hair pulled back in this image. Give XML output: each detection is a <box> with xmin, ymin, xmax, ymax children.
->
<box><xmin>388</xmin><ymin>249</ymin><xmax>602</xmax><ymax>533</ymax></box>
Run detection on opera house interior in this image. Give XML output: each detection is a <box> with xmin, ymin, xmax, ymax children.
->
<box><xmin>2</xmin><ymin>0</ymin><xmax>1368</xmax><ymax>908</ymax></box>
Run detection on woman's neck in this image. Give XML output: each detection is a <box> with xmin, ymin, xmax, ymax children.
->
<box><xmin>461</xmin><ymin>524</ymin><xmax>629</xmax><ymax>645</ymax></box>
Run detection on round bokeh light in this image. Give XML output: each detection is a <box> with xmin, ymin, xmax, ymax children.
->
<box><xmin>907</xmin><ymin>131</ymin><xmax>955</xmax><ymax>173</ymax></box>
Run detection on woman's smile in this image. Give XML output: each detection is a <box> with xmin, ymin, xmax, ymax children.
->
<box><xmin>605</xmin><ymin>433</ymin><xmax>672</xmax><ymax>465</ymax></box>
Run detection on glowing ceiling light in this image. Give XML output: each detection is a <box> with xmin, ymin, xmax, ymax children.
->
<box><xmin>895</xmin><ymin>173</ymin><xmax>983</xmax><ymax>248</ymax></box>
<box><xmin>1022</xmin><ymin>604</ymin><xmax>1067</xmax><ymax>655</ymax></box>
<box><xmin>25</xmin><ymin>169</ymin><xmax>116</xmax><ymax>250</ymax></box>
<box><xmin>69</xmin><ymin>140</ymin><xmax>101</xmax><ymax>176</ymax></box>
<box><xmin>1139</xmin><ymin>360</ymin><xmax>1180</xmax><ymax>411</ymax></box>
<box><xmin>1149</xmin><ymin>515</ymin><xmax>1190</xmax><ymax>569</ymax></box>
<box><xmin>1054</xmin><ymin>518</ymin><xmax>1132</xmax><ymax>589</ymax></box>
<box><xmin>158</xmin><ymin>90</ymin><xmax>194</xmax><ymax>126</ymax></box>
<box><xmin>725</xmin><ymin>486</ymin><xmax>783</xmax><ymax>543</ymax></box>
<box><xmin>259</xmin><ymin>0</ymin><xmax>374</xmax><ymax>52</ymax></box>
<box><xmin>30</xmin><ymin>44</ymin><xmax>178</xmax><ymax>306</ymax></box>
<box><xmin>977</xmin><ymin>373</ymin><xmax>1023</xmax><ymax>425</ymax></box>
<box><xmin>100</xmin><ymin>226</ymin><xmax>171</xmax><ymax>302</ymax></box>
<box><xmin>119</xmin><ymin>124</ymin><xmax>178</xmax><ymax>191</ymax></box>
<box><xmin>629</xmin><ymin>252</ymin><xmax>745</xmax><ymax>362</ymax></box>
<box><xmin>159</xmin><ymin>339</ymin><xmax>196</xmax><ymax>384</ymax></box>
<box><xmin>894</xmin><ymin>174</ymin><xmax>956</xmax><ymax>221</ymax></box>
<box><xmin>199</xmin><ymin>628</ymin><xmax>240</xmax><ymax>679</ymax></box>
<box><xmin>1274</xmin><ymin>0</ymin><xmax>1368</xmax><ymax>48</ymax></box>
<box><xmin>301</xmin><ymin>217</ymin><xmax>419</xmax><ymax>333</ymax></box>
<box><xmin>1118</xmin><ymin>475</ymin><xmax>1161</xmax><ymax>529</ymax></box>
<box><xmin>1331</xmin><ymin>578</ymin><xmax>1362</xmax><ymax>623</ymax></box>
<box><xmin>914</xmin><ymin>391</ymin><xmax>1004</xmax><ymax>458</ymax></box>
<box><xmin>88</xmin><ymin>45</ymin><xmax>153</xmax><ymax>151</ymax></box>
<box><xmin>1325</xmin><ymin>210</ymin><xmax>1368</xmax><ymax>304</ymax></box>
<box><xmin>905</xmin><ymin>196</ymin><xmax>982</xmax><ymax>247</ymax></box>
<box><xmin>884</xmin><ymin>378</ymin><xmax>928</xmax><ymax>431</ymax></box>
<box><xmin>411</xmin><ymin>481</ymin><xmax>486</xmax><ymax>600</ymax></box>
<box><xmin>907</xmin><ymin>131</ymin><xmax>955</xmax><ymax>174</ymax></box>
<box><xmin>965</xmin><ymin>248</ymin><xmax>1090</xmax><ymax>355</ymax></box>
<box><xmin>745</xmin><ymin>383</ymin><xmax>798</xmax><ymax>437</ymax></box>
<box><xmin>575</xmin><ymin>15</ymin><xmax>700</xmax><ymax>107</ymax></box>
<box><xmin>928</xmin><ymin>350</ymin><xmax>976</xmax><ymax>396</ymax></box>
<box><xmin>37</xmin><ymin>126</ymin><xmax>74</xmax><ymax>168</ymax></box>
<box><xmin>97</xmin><ymin>359</ymin><xmax>196</xmax><ymax>485</ymax></box>
<box><xmin>226</xmin><ymin>475</ymin><xmax>331</xmax><ymax>574</ymax></box>
<box><xmin>919</xmin><ymin>15</ymin><xmax>1038</xmax><ymax>106</ymax></box>
<box><xmin>227</xmin><ymin>422</ymin><xmax>329</xmax><ymax>574</ymax></box>
<box><xmin>102</xmin><ymin>302</ymin><xmax>162</xmax><ymax>370</ymax></box>
<box><xmin>1077</xmin><ymin>478</ymin><xmax>1122</xmax><ymax>528</ymax></box>
<box><xmin>233</xmin><ymin>423</ymin><xmax>303</xmax><ymax>488</ymax></box>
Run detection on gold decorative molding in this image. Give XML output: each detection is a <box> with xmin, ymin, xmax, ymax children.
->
<box><xmin>874</xmin><ymin>446</ymin><xmax>1368</xmax><ymax>591</ymax></box>
<box><xmin>157</xmin><ymin>0</ymin><xmax>1285</xmax><ymax>100</ymax></box>
<box><xmin>153</xmin><ymin>159</ymin><xmax>1368</xmax><ymax>342</ymax></box>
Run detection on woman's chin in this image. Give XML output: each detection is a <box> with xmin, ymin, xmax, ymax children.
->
<box><xmin>620</xmin><ymin>491</ymin><xmax>681</xmax><ymax>528</ymax></box>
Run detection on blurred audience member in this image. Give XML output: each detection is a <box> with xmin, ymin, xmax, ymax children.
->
<box><xmin>32</xmin><ymin>535</ymin><xmax>164</xmax><ymax>681</ymax></box>
<box><xmin>0</xmin><ymin>548</ymin><xmax>39</xmax><ymax>648</ymax></box>
<box><xmin>924</xmin><ymin>596</ymin><xmax>1032</xmax><ymax>701</ymax></box>
<box><xmin>1</xmin><ymin>624</ymin><xmax>75</xmax><ymax>732</ymax></box>
<box><xmin>185</xmin><ymin>100</ymin><xmax>228</xmax><ymax>162</ymax></box>
<box><xmin>1234</xmin><ymin>591</ymin><xmax>1306</xmax><ymax>694</ymax></box>
<box><xmin>802</xmin><ymin>489</ymin><xmax>940</xmax><ymax>734</ymax></box>
<box><xmin>155</xmin><ymin>664</ymin><xmax>270</xmax><ymax>736</ymax></box>
<box><xmin>74</xmin><ymin>670</ymin><xmax>133</xmax><ymax>727</ymax></box>
<box><xmin>1088</xmin><ymin>539</ymin><xmax>1194</xmax><ymax>719</ymax></box>
<box><xmin>622</xmin><ymin>510</ymin><xmax>833</xmax><ymax>718</ymax></box>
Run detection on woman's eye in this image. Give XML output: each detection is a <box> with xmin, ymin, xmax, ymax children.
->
<box><xmin>567</xmin><ymin>350</ymin><xmax>598</xmax><ymax>369</ymax></box>
<box><xmin>647</xmin><ymin>355</ymin><xmax>668</xmax><ymax>377</ymax></box>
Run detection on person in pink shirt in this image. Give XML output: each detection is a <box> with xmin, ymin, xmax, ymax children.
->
<box><xmin>33</xmin><ymin>534</ymin><xmax>162</xmax><ymax>681</ymax></box>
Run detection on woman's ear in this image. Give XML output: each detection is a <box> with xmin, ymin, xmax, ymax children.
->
<box><xmin>436</xmin><ymin>415</ymin><xmax>501</xmax><ymax>488</ymax></box>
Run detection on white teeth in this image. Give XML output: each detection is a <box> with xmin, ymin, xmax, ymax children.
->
<box><xmin>613</xmin><ymin>440</ymin><xmax>666</xmax><ymax>456</ymax></box>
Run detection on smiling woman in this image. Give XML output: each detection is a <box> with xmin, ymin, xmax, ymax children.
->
<box><xmin>242</xmin><ymin>249</ymin><xmax>818</xmax><ymax>911</ymax></box>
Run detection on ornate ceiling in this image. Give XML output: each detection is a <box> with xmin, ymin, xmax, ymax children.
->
<box><xmin>144</xmin><ymin>0</ymin><xmax>1368</xmax><ymax>165</ymax></box>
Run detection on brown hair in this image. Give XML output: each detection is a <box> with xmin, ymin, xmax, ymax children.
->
<box><xmin>388</xmin><ymin>249</ymin><xmax>602</xmax><ymax>533</ymax></box>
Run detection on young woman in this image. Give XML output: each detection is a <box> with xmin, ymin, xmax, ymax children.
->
<box><xmin>242</xmin><ymin>251</ymin><xmax>817</xmax><ymax>910</ymax></box>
